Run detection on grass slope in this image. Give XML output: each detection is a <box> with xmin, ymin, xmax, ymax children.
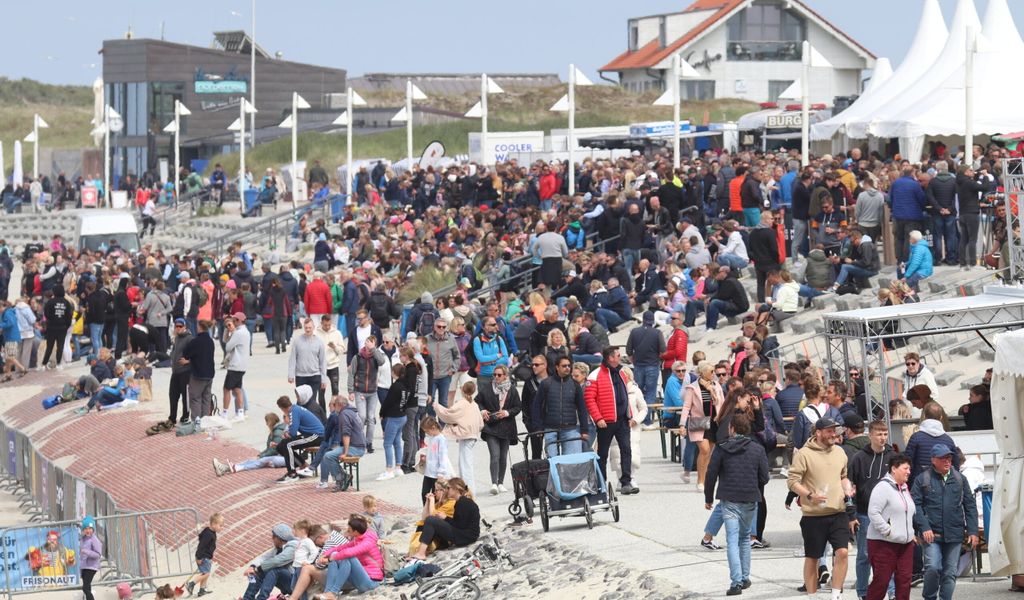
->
<box><xmin>0</xmin><ymin>78</ymin><xmax>95</xmax><ymax>175</ymax></box>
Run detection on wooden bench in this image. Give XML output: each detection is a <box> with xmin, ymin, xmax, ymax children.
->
<box><xmin>340</xmin><ymin>455</ymin><xmax>361</xmax><ymax>491</ymax></box>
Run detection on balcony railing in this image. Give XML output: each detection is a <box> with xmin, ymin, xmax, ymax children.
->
<box><xmin>727</xmin><ymin>40</ymin><xmax>802</xmax><ymax>61</ymax></box>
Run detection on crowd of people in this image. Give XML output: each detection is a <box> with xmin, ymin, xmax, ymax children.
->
<box><xmin>1</xmin><ymin>138</ymin><xmax>1012</xmax><ymax>600</ymax></box>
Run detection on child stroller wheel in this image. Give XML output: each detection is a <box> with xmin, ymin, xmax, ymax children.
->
<box><xmin>413</xmin><ymin>576</ymin><xmax>480</xmax><ymax>600</ymax></box>
<box><xmin>508</xmin><ymin>501</ymin><xmax>521</xmax><ymax>517</ymax></box>
<box><xmin>539</xmin><ymin>494</ymin><xmax>550</xmax><ymax>532</ymax></box>
<box><xmin>523</xmin><ymin>495</ymin><xmax>534</xmax><ymax>519</ymax></box>
<box><xmin>583</xmin><ymin>497</ymin><xmax>593</xmax><ymax>529</ymax></box>
<box><xmin>608</xmin><ymin>485</ymin><xmax>620</xmax><ymax>522</ymax></box>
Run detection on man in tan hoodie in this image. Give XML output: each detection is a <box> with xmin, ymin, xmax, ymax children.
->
<box><xmin>787</xmin><ymin>417</ymin><xmax>855</xmax><ymax>599</ymax></box>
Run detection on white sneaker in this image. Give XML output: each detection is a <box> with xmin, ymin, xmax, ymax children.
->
<box><xmin>375</xmin><ymin>472</ymin><xmax>394</xmax><ymax>482</ymax></box>
<box><xmin>212</xmin><ymin>458</ymin><xmax>230</xmax><ymax>477</ymax></box>
<box><xmin>696</xmin><ymin>483</ymin><xmax>704</xmax><ymax>492</ymax></box>
<box><xmin>498</xmin><ymin>484</ymin><xmax>508</xmax><ymax>494</ymax></box>
<box><xmin>641</xmin><ymin>423</ymin><xmax>659</xmax><ymax>431</ymax></box>
<box><xmin>295</xmin><ymin>467</ymin><xmax>314</xmax><ymax>478</ymax></box>
<box><xmin>315</xmin><ymin>481</ymin><xmax>329</xmax><ymax>489</ymax></box>
<box><xmin>232</xmin><ymin>411</ymin><xmax>246</xmax><ymax>422</ymax></box>
<box><xmin>681</xmin><ymin>471</ymin><xmax>691</xmax><ymax>484</ymax></box>
<box><xmin>490</xmin><ymin>484</ymin><xmax>499</xmax><ymax>495</ymax></box>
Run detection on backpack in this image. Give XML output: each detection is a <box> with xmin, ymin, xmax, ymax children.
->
<box><xmin>416</xmin><ymin>308</ymin><xmax>438</xmax><ymax>338</ymax></box>
<box><xmin>464</xmin><ymin>335</ymin><xmax>480</xmax><ymax>376</ymax></box>
<box><xmin>194</xmin><ymin>285</ymin><xmax>209</xmax><ymax>308</ymax></box>
<box><xmin>378</xmin><ymin>543</ymin><xmax>404</xmax><ymax>578</ymax></box>
<box><xmin>758</xmin><ymin>405</ymin><xmax>778</xmax><ymax>448</ymax></box>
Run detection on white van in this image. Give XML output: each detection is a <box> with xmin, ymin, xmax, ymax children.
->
<box><xmin>75</xmin><ymin>210</ymin><xmax>141</xmax><ymax>254</ymax></box>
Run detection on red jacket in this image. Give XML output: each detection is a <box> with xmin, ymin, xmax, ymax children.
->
<box><xmin>539</xmin><ymin>173</ymin><xmax>557</xmax><ymax>200</ymax></box>
<box><xmin>661</xmin><ymin>328</ymin><xmax>689</xmax><ymax>370</ymax></box>
<box><xmin>585</xmin><ymin>364</ymin><xmax>631</xmax><ymax>425</ymax></box>
<box><xmin>303</xmin><ymin>279</ymin><xmax>332</xmax><ymax>315</ymax></box>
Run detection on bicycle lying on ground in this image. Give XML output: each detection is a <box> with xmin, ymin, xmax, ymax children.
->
<box><xmin>401</xmin><ymin>524</ymin><xmax>517</xmax><ymax>600</ymax></box>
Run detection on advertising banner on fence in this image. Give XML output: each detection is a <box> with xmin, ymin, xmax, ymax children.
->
<box><xmin>1</xmin><ymin>527</ymin><xmax>81</xmax><ymax>590</ymax></box>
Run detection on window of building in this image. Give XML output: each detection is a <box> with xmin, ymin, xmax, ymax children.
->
<box><xmin>659</xmin><ymin>16</ymin><xmax>667</xmax><ymax>48</ymax></box>
<box><xmin>768</xmin><ymin>80</ymin><xmax>795</xmax><ymax>101</ymax></box>
<box><xmin>681</xmin><ymin>80</ymin><xmax>715</xmax><ymax>101</ymax></box>
<box><xmin>726</xmin><ymin>1</ymin><xmax>804</xmax><ymax>61</ymax></box>
<box><xmin>150</xmin><ymin>82</ymin><xmax>186</xmax><ymax>136</ymax></box>
<box><xmin>629</xmin><ymin>20</ymin><xmax>639</xmax><ymax>51</ymax></box>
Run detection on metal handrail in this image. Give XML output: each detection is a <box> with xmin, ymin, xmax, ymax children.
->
<box><xmin>189</xmin><ymin>195</ymin><xmax>337</xmax><ymax>255</ymax></box>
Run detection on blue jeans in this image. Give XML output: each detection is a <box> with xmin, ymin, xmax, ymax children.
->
<box><xmin>743</xmin><ymin>208</ymin><xmax>761</xmax><ymax>228</ymax></box>
<box><xmin>88</xmin><ymin>323</ymin><xmax>103</xmax><ymax>354</ymax></box>
<box><xmin>705</xmin><ymin>502</ymin><xmax>724</xmax><ymax>536</ymax></box>
<box><xmin>383</xmin><ymin>415</ymin><xmax>407</xmax><ymax>468</ymax></box>
<box><xmin>433</xmin><ymin>375</ymin><xmax>451</xmax><ymax>408</ymax></box>
<box><xmin>311</xmin><ymin>443</ymin><xmax>336</xmax><ymax>475</ymax></box>
<box><xmin>706</xmin><ymin>299</ymin><xmax>741</xmax><ymax>330</ymax></box>
<box><xmin>717</xmin><ymin>253</ymin><xmax>748</xmax><ymax>271</ymax></box>
<box><xmin>722</xmin><ymin>501</ymin><xmax>756</xmax><ymax>587</ymax></box>
<box><xmin>321</xmin><ymin>446</ymin><xmax>365</xmax><ymax>483</ymax></box>
<box><xmin>246</xmin><ymin>319</ymin><xmax>256</xmax><ymax>354</ymax></box>
<box><xmin>544</xmin><ymin>428</ymin><xmax>583</xmax><ymax>456</ymax></box>
<box><xmin>856</xmin><ymin>513</ymin><xmax>894</xmax><ymax>598</ymax></box>
<box><xmin>633</xmin><ymin>364</ymin><xmax>660</xmax><ymax>425</ymax></box>
<box><xmin>682</xmin><ymin>438</ymin><xmax>697</xmax><ymax>471</ymax></box>
<box><xmin>264</xmin><ymin>318</ymin><xmax>274</xmax><ymax>344</ymax></box>
<box><xmin>905</xmin><ymin>272</ymin><xmax>927</xmax><ymax>291</ymax></box>
<box><xmin>186</xmin><ymin>317</ymin><xmax>198</xmax><ymax>337</ymax></box>
<box><xmin>622</xmin><ymin>248</ymin><xmax>640</xmax><ymax>278</ymax></box>
<box><xmin>798</xmin><ymin>284</ymin><xmax>824</xmax><ymax>299</ymax></box>
<box><xmin>834</xmin><ymin>264</ymin><xmax>876</xmax><ymax>286</ymax></box>
<box><xmin>922</xmin><ymin>540</ymin><xmax>961</xmax><ymax>600</ymax></box>
<box><xmin>595</xmin><ymin>308</ymin><xmax>626</xmax><ymax>332</ymax></box>
<box><xmin>325</xmin><ymin>556</ymin><xmax>379</xmax><ymax>594</ymax></box>
<box><xmin>932</xmin><ymin>214</ymin><xmax>959</xmax><ymax>263</ymax></box>
<box><xmin>572</xmin><ymin>353</ymin><xmax>602</xmax><ymax>366</ymax></box>
<box><xmin>241</xmin><ymin>565</ymin><xmax>292</xmax><ymax>600</ymax></box>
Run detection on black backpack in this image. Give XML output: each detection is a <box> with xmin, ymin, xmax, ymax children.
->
<box><xmin>464</xmin><ymin>334</ymin><xmax>480</xmax><ymax>376</ymax></box>
<box><xmin>416</xmin><ymin>308</ymin><xmax>439</xmax><ymax>338</ymax></box>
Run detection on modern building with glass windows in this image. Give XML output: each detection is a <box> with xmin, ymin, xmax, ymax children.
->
<box><xmin>600</xmin><ymin>0</ymin><xmax>874</xmax><ymax>103</ymax></box>
<box><xmin>101</xmin><ymin>32</ymin><xmax>346</xmax><ymax>181</ymax></box>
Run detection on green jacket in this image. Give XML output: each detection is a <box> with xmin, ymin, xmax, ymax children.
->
<box><xmin>331</xmin><ymin>283</ymin><xmax>344</xmax><ymax>314</ymax></box>
<box><xmin>258</xmin><ymin>423</ymin><xmax>287</xmax><ymax>458</ymax></box>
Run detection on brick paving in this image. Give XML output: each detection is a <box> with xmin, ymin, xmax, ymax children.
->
<box><xmin>1</xmin><ymin>383</ymin><xmax>409</xmax><ymax>574</ymax></box>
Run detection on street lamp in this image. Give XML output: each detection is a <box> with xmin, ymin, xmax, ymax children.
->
<box><xmin>90</xmin><ymin>105</ymin><xmax>122</xmax><ymax>207</ymax></box>
<box><xmin>390</xmin><ymin>81</ymin><xmax>428</xmax><ymax>171</ymax></box>
<box><xmin>278</xmin><ymin>92</ymin><xmax>310</xmax><ymax>209</ymax></box>
<box><xmin>550</xmin><ymin>64</ymin><xmax>593</xmax><ymax>196</ymax></box>
<box><xmin>653</xmin><ymin>54</ymin><xmax>701</xmax><ymax>168</ymax></box>
<box><xmin>778</xmin><ymin>42</ymin><xmax>832</xmax><ymax>166</ymax></box>
<box><xmin>228</xmin><ymin>98</ymin><xmax>258</xmax><ymax>211</ymax></box>
<box><xmin>332</xmin><ymin>87</ymin><xmax>367</xmax><ymax>201</ymax></box>
<box><xmin>464</xmin><ymin>74</ymin><xmax>504</xmax><ymax>167</ymax></box>
<box><xmin>162</xmin><ymin>100</ymin><xmax>192</xmax><ymax>204</ymax></box>
<box><xmin>23</xmin><ymin>114</ymin><xmax>49</xmax><ymax>211</ymax></box>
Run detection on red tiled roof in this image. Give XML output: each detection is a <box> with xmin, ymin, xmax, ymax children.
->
<box><xmin>600</xmin><ymin>0</ymin><xmax>874</xmax><ymax>72</ymax></box>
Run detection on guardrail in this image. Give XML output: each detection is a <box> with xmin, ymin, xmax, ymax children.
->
<box><xmin>190</xmin><ymin>194</ymin><xmax>344</xmax><ymax>255</ymax></box>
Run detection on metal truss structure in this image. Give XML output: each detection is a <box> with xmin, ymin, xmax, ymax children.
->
<box><xmin>1002</xmin><ymin>157</ymin><xmax>1024</xmax><ymax>283</ymax></box>
<box><xmin>823</xmin><ymin>285</ymin><xmax>1024</xmax><ymax>433</ymax></box>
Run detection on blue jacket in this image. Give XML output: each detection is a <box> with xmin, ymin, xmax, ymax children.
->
<box><xmin>662</xmin><ymin>375</ymin><xmax>685</xmax><ymax>427</ymax></box>
<box><xmin>473</xmin><ymin>316</ymin><xmax>518</xmax><ymax>354</ymax></box>
<box><xmin>779</xmin><ymin>170</ymin><xmax>797</xmax><ymax>207</ymax></box>
<box><xmin>338</xmin><ymin>405</ymin><xmax>366</xmax><ymax>449</ymax></box>
<box><xmin>904</xmin><ymin>240</ymin><xmax>933</xmax><ymax>278</ymax></box>
<box><xmin>889</xmin><ymin>176</ymin><xmax>927</xmax><ymax>221</ymax></box>
<box><xmin>911</xmin><ymin>466</ymin><xmax>978</xmax><ymax>543</ymax></box>
<box><xmin>322</xmin><ymin>411</ymin><xmax>341</xmax><ymax>448</ymax></box>
<box><xmin>565</xmin><ymin>222</ymin><xmax>586</xmax><ymax>250</ymax></box>
<box><xmin>288</xmin><ymin>404</ymin><xmax>325</xmax><ymax>437</ymax></box>
<box><xmin>606</xmin><ymin>286</ymin><xmax>631</xmax><ymax>319</ymax></box>
<box><xmin>340</xmin><ymin>280</ymin><xmax>360</xmax><ymax>315</ymax></box>
<box><xmin>1</xmin><ymin>308</ymin><xmax>18</xmax><ymax>344</ymax></box>
<box><xmin>904</xmin><ymin>420</ymin><xmax>961</xmax><ymax>483</ymax></box>
<box><xmin>705</xmin><ymin>435</ymin><xmax>770</xmax><ymax>505</ymax></box>
<box><xmin>472</xmin><ymin>334</ymin><xmax>508</xmax><ymax>377</ymax></box>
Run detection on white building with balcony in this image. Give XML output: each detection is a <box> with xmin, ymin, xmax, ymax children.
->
<box><xmin>600</xmin><ymin>0</ymin><xmax>875</xmax><ymax>104</ymax></box>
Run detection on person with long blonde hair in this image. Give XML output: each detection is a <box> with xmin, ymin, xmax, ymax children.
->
<box><xmin>679</xmin><ymin>361</ymin><xmax>724</xmax><ymax>488</ymax></box>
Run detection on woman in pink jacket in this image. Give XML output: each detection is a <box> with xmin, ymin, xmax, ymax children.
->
<box><xmin>678</xmin><ymin>361</ymin><xmax>724</xmax><ymax>489</ymax></box>
<box><xmin>317</xmin><ymin>515</ymin><xmax>383</xmax><ymax>596</ymax></box>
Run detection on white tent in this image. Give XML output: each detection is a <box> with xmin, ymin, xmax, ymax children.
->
<box><xmin>843</xmin><ymin>0</ymin><xmax>949</xmax><ymax>140</ymax></box>
<box><xmin>871</xmin><ymin>0</ymin><xmax>1024</xmax><ymax>140</ymax></box>
<box><xmin>990</xmin><ymin>327</ymin><xmax>1024</xmax><ymax>576</ymax></box>
<box><xmin>809</xmin><ymin>57</ymin><xmax>892</xmax><ymax>141</ymax></box>
<box><xmin>862</xmin><ymin>0</ymin><xmax>982</xmax><ymax>158</ymax></box>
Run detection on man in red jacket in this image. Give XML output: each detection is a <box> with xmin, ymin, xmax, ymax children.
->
<box><xmin>661</xmin><ymin>311</ymin><xmax>689</xmax><ymax>387</ymax></box>
<box><xmin>585</xmin><ymin>347</ymin><xmax>637</xmax><ymax>495</ymax></box>
<box><xmin>539</xmin><ymin>164</ymin><xmax>557</xmax><ymax>210</ymax></box>
<box><xmin>304</xmin><ymin>272</ymin><xmax>333</xmax><ymax>324</ymax></box>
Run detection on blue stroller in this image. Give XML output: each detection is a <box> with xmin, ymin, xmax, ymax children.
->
<box><xmin>536</xmin><ymin>435</ymin><xmax>620</xmax><ymax>531</ymax></box>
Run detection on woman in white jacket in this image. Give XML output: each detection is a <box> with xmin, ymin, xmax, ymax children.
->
<box><xmin>609</xmin><ymin>366</ymin><xmax>648</xmax><ymax>493</ymax></box>
<box><xmin>866</xmin><ymin>454</ymin><xmax>916</xmax><ymax>600</ymax></box>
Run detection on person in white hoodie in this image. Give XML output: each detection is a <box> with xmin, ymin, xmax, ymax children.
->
<box><xmin>866</xmin><ymin>454</ymin><xmax>916</xmax><ymax>600</ymax></box>
<box><xmin>609</xmin><ymin>365</ymin><xmax>648</xmax><ymax>492</ymax></box>
<box><xmin>220</xmin><ymin>313</ymin><xmax>251</xmax><ymax>421</ymax></box>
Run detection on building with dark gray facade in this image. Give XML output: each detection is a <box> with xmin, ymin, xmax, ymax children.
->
<box><xmin>101</xmin><ymin>31</ymin><xmax>346</xmax><ymax>180</ymax></box>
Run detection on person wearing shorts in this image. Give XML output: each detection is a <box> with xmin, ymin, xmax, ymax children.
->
<box><xmin>787</xmin><ymin>417</ymin><xmax>855</xmax><ymax>599</ymax></box>
<box><xmin>221</xmin><ymin>313</ymin><xmax>250</xmax><ymax>421</ymax></box>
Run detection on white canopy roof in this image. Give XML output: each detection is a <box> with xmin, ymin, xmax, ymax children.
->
<box><xmin>809</xmin><ymin>57</ymin><xmax>892</xmax><ymax>141</ymax></box>
<box><xmin>871</xmin><ymin>0</ymin><xmax>1024</xmax><ymax>139</ymax></box>
<box><xmin>842</xmin><ymin>0</ymin><xmax>949</xmax><ymax>139</ymax></box>
<box><xmin>863</xmin><ymin>0</ymin><xmax>982</xmax><ymax>138</ymax></box>
<box><xmin>737</xmin><ymin>108</ymin><xmax>783</xmax><ymax>131</ymax></box>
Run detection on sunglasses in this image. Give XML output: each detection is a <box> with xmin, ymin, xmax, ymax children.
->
<box><xmin>532</xmin><ymin>362</ymin><xmax>544</xmax><ymax>367</ymax></box>
<box><xmin>905</xmin><ymin>362</ymin><xmax>918</xmax><ymax>367</ymax></box>
<box><xmin>715</xmin><ymin>372</ymin><xmax>728</xmax><ymax>377</ymax></box>
<box><xmin>435</xmin><ymin>325</ymin><xmax>447</xmax><ymax>330</ymax></box>
<box><xmin>494</xmin><ymin>373</ymin><xmax>507</xmax><ymax>378</ymax></box>
<box><xmin>673</xmin><ymin>369</ymin><xmax>685</xmax><ymax>373</ymax></box>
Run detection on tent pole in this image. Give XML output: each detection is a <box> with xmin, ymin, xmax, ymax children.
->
<box><xmin>965</xmin><ymin>26</ymin><xmax>976</xmax><ymax>168</ymax></box>
<box><xmin>801</xmin><ymin>40</ymin><xmax>810</xmax><ymax>167</ymax></box>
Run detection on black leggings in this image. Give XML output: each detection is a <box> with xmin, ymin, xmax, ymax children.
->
<box><xmin>82</xmin><ymin>568</ymin><xmax>96</xmax><ymax>600</ymax></box>
<box><xmin>420</xmin><ymin>515</ymin><xmax>457</xmax><ymax>549</ymax></box>
<box><xmin>41</xmin><ymin>327</ymin><xmax>68</xmax><ymax>366</ymax></box>
<box><xmin>756</xmin><ymin>486</ymin><xmax>767</xmax><ymax>540</ymax></box>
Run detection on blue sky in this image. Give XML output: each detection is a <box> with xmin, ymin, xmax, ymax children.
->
<box><xmin>1</xmin><ymin>0</ymin><xmax>1021</xmax><ymax>85</ymax></box>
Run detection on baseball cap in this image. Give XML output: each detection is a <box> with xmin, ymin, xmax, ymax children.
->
<box><xmin>814</xmin><ymin>417</ymin><xmax>839</xmax><ymax>430</ymax></box>
<box><xmin>173</xmin><ymin>318</ymin><xmax>187</xmax><ymax>326</ymax></box>
<box><xmin>231</xmin><ymin>312</ymin><xmax>247</xmax><ymax>323</ymax></box>
<box><xmin>931</xmin><ymin>444</ymin><xmax>955</xmax><ymax>458</ymax></box>
<box><xmin>565</xmin><ymin>270</ymin><xmax>577</xmax><ymax>278</ymax></box>
<box><xmin>843</xmin><ymin>413</ymin><xmax>864</xmax><ymax>430</ymax></box>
